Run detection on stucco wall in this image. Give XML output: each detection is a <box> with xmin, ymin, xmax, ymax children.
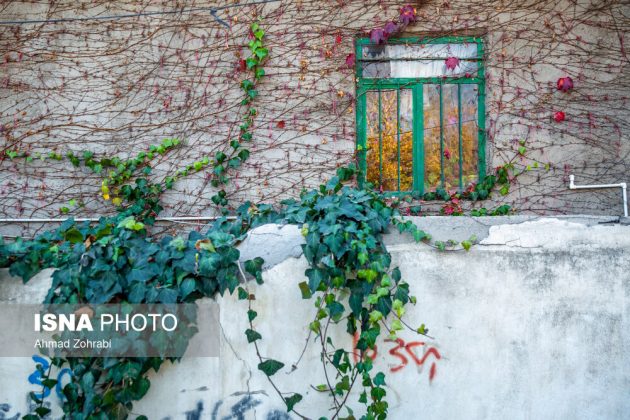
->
<box><xmin>0</xmin><ymin>216</ymin><xmax>628</xmax><ymax>419</ymax></box>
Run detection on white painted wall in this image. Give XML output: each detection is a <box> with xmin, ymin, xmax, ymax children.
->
<box><xmin>1</xmin><ymin>217</ymin><xmax>629</xmax><ymax>419</ymax></box>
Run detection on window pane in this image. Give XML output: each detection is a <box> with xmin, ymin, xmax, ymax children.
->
<box><xmin>365</xmin><ymin>89</ymin><xmax>413</xmax><ymax>192</ymax></box>
<box><xmin>423</xmin><ymin>84</ymin><xmax>441</xmax><ymax>191</ymax></box>
<box><xmin>362</xmin><ymin>43</ymin><xmax>478</xmax><ymax>60</ymax></box>
<box><xmin>366</xmin><ymin>91</ymin><xmax>381</xmax><ymax>189</ymax></box>
<box><xmin>442</xmin><ymin>84</ymin><xmax>460</xmax><ymax>190</ymax></box>
<box><xmin>362</xmin><ymin>62</ymin><xmax>391</xmax><ymax>78</ymax></box>
<box><xmin>461</xmin><ymin>84</ymin><xmax>479</xmax><ymax>187</ymax></box>
<box><xmin>380</xmin><ymin>90</ymin><xmax>398</xmax><ymax>191</ymax></box>
<box><xmin>399</xmin><ymin>89</ymin><xmax>413</xmax><ymax>191</ymax></box>
<box><xmin>362</xmin><ymin>43</ymin><xmax>478</xmax><ymax>78</ymax></box>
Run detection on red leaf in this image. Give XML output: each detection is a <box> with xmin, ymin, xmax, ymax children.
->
<box><xmin>345</xmin><ymin>53</ymin><xmax>355</xmax><ymax>68</ymax></box>
<box><xmin>370</xmin><ymin>28</ymin><xmax>387</xmax><ymax>44</ymax></box>
<box><xmin>556</xmin><ymin>76</ymin><xmax>574</xmax><ymax>92</ymax></box>
<box><xmin>238</xmin><ymin>59</ymin><xmax>246</xmax><ymax>72</ymax></box>
<box><xmin>554</xmin><ymin>111</ymin><xmax>566</xmax><ymax>122</ymax></box>
<box><xmin>399</xmin><ymin>5</ymin><xmax>417</xmax><ymax>25</ymax></box>
<box><xmin>445</xmin><ymin>57</ymin><xmax>460</xmax><ymax>71</ymax></box>
<box><xmin>384</xmin><ymin>21</ymin><xmax>398</xmax><ymax>37</ymax></box>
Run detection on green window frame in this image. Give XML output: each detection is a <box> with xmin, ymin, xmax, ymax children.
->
<box><xmin>355</xmin><ymin>36</ymin><xmax>486</xmax><ymax>195</ymax></box>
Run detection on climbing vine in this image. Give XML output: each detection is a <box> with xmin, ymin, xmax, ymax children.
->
<box><xmin>1</xmin><ymin>20</ymin><xmax>269</xmax><ymax>217</ymax></box>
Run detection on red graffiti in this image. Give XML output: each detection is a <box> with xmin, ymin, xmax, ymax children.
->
<box><xmin>352</xmin><ymin>334</ymin><xmax>441</xmax><ymax>383</ymax></box>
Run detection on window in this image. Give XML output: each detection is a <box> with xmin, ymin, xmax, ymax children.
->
<box><xmin>355</xmin><ymin>37</ymin><xmax>485</xmax><ymax>194</ymax></box>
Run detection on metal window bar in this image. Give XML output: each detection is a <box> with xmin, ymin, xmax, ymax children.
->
<box><xmin>378</xmin><ymin>89</ymin><xmax>383</xmax><ymax>190</ymax></box>
<box><xmin>458</xmin><ymin>84</ymin><xmax>463</xmax><ymax>191</ymax></box>
<box><xmin>438</xmin><ymin>83</ymin><xmax>445</xmax><ymax>188</ymax></box>
<box><xmin>397</xmin><ymin>88</ymin><xmax>401</xmax><ymax>192</ymax></box>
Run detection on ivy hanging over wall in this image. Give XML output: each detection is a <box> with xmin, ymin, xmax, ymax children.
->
<box><xmin>242</xmin><ymin>165</ymin><xmax>430</xmax><ymax>420</ymax></box>
<box><xmin>0</xmin><ymin>157</ymin><xmax>523</xmax><ymax>419</ymax></box>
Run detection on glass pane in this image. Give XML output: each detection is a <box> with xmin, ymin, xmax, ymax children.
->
<box><xmin>366</xmin><ymin>91</ymin><xmax>381</xmax><ymax>189</ymax></box>
<box><xmin>362</xmin><ymin>43</ymin><xmax>477</xmax><ymax>59</ymax></box>
<box><xmin>380</xmin><ymin>90</ymin><xmax>398</xmax><ymax>191</ymax></box>
<box><xmin>461</xmin><ymin>84</ymin><xmax>479</xmax><ymax>187</ymax></box>
<box><xmin>365</xmin><ymin>89</ymin><xmax>413</xmax><ymax>192</ymax></box>
<box><xmin>362</xmin><ymin>62</ymin><xmax>391</xmax><ymax>78</ymax></box>
<box><xmin>442</xmin><ymin>84</ymin><xmax>460</xmax><ymax>190</ymax></box>
<box><xmin>362</xmin><ymin>43</ymin><xmax>478</xmax><ymax>78</ymax></box>
<box><xmin>399</xmin><ymin>90</ymin><xmax>413</xmax><ymax>191</ymax></box>
<box><xmin>423</xmin><ymin>84</ymin><xmax>441</xmax><ymax>191</ymax></box>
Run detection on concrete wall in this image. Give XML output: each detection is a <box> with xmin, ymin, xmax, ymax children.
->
<box><xmin>0</xmin><ymin>216</ymin><xmax>629</xmax><ymax>419</ymax></box>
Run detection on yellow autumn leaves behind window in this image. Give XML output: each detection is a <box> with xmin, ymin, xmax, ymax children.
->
<box><xmin>366</xmin><ymin>90</ymin><xmax>413</xmax><ymax>191</ymax></box>
<box><xmin>366</xmin><ymin>84</ymin><xmax>479</xmax><ymax>193</ymax></box>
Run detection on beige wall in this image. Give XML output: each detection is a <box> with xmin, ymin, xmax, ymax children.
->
<box><xmin>0</xmin><ymin>0</ymin><xmax>628</xmax><ymax>226</ymax></box>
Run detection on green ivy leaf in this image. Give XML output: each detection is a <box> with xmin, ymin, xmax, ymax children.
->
<box><xmin>369</xmin><ymin>310</ymin><xmax>383</xmax><ymax>324</ymax></box>
<box><xmin>284</xmin><ymin>393</ymin><xmax>302</xmax><ymax>412</ymax></box>
<box><xmin>245</xmin><ymin>328</ymin><xmax>262</xmax><ymax>343</ymax></box>
<box><xmin>390</xmin><ymin>319</ymin><xmax>403</xmax><ymax>332</ymax></box>
<box><xmin>35</xmin><ymin>408</ymin><xmax>52</xmax><ymax>418</ymax></box>
<box><xmin>298</xmin><ymin>281</ymin><xmax>312</xmax><ymax>299</ymax></box>
<box><xmin>373</xmin><ymin>372</ymin><xmax>386</xmax><ymax>386</ymax></box>
<box><xmin>237</xmin><ymin>287</ymin><xmax>249</xmax><ymax>300</ymax></box>
<box><xmin>246</xmin><ymin>57</ymin><xmax>257</xmax><ymax>69</ymax></box>
<box><xmin>258</xmin><ymin>359</ymin><xmax>284</xmax><ymax>377</ymax></box>
<box><xmin>63</xmin><ymin>228</ymin><xmax>83</xmax><ymax>244</ymax></box>
<box><xmin>255</xmin><ymin>48</ymin><xmax>269</xmax><ymax>60</ymax></box>
<box><xmin>180</xmin><ymin>278</ymin><xmax>196</xmax><ymax>299</ymax></box>
<box><xmin>243</xmin><ymin>260</ymin><xmax>263</xmax><ymax>285</ymax></box>
<box><xmin>359</xmin><ymin>391</ymin><xmax>368</xmax><ymax>404</ymax></box>
<box><xmin>118</xmin><ymin>216</ymin><xmax>144</xmax><ymax>231</ymax></box>
<box><xmin>41</xmin><ymin>378</ymin><xmax>58</xmax><ymax>389</ymax></box>
<box><xmin>371</xmin><ymin>386</ymin><xmax>386</xmax><ymax>401</ymax></box>
<box><xmin>306</xmin><ymin>268</ymin><xmax>326</xmax><ymax>292</ymax></box>
<box><xmin>253</xmin><ymin>30</ymin><xmax>264</xmax><ymax>40</ymax></box>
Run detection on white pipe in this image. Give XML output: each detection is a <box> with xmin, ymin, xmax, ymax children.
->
<box><xmin>569</xmin><ymin>175</ymin><xmax>628</xmax><ymax>217</ymax></box>
<box><xmin>0</xmin><ymin>216</ymin><xmax>235</xmax><ymax>223</ymax></box>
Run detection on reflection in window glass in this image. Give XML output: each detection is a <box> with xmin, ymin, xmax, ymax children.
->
<box><xmin>362</xmin><ymin>43</ymin><xmax>478</xmax><ymax>78</ymax></box>
<box><xmin>423</xmin><ymin>84</ymin><xmax>441</xmax><ymax>191</ymax></box>
<box><xmin>399</xmin><ymin>90</ymin><xmax>413</xmax><ymax>191</ymax></box>
<box><xmin>366</xmin><ymin>90</ymin><xmax>413</xmax><ymax>191</ymax></box>
<box><xmin>442</xmin><ymin>84</ymin><xmax>460</xmax><ymax>190</ymax></box>
<box><xmin>461</xmin><ymin>84</ymin><xmax>479</xmax><ymax>187</ymax></box>
<box><xmin>366</xmin><ymin>91</ymin><xmax>381</xmax><ymax>188</ymax></box>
